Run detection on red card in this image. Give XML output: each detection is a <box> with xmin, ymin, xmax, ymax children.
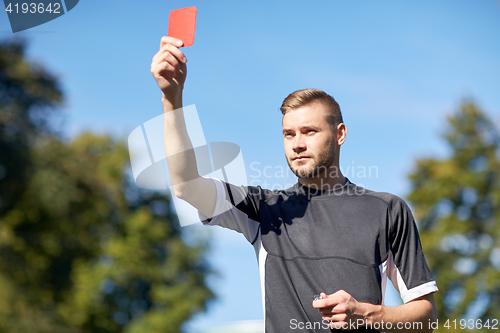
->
<box><xmin>168</xmin><ymin>6</ymin><xmax>197</xmax><ymax>47</ymax></box>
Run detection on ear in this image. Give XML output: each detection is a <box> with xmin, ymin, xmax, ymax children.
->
<box><xmin>336</xmin><ymin>123</ymin><xmax>347</xmax><ymax>145</ymax></box>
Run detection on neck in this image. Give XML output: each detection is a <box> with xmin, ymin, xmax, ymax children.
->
<box><xmin>297</xmin><ymin>165</ymin><xmax>346</xmax><ymax>191</ymax></box>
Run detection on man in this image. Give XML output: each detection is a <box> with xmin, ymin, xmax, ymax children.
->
<box><xmin>151</xmin><ymin>36</ymin><xmax>438</xmax><ymax>332</ymax></box>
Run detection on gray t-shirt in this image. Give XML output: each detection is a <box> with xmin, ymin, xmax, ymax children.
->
<box><xmin>200</xmin><ymin>178</ymin><xmax>438</xmax><ymax>332</ymax></box>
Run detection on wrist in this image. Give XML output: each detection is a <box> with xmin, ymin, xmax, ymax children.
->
<box><xmin>162</xmin><ymin>92</ymin><xmax>183</xmax><ymax>112</ymax></box>
<box><xmin>358</xmin><ymin>302</ymin><xmax>384</xmax><ymax>325</ymax></box>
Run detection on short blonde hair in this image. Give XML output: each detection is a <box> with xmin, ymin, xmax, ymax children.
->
<box><xmin>280</xmin><ymin>89</ymin><xmax>343</xmax><ymax>128</ymax></box>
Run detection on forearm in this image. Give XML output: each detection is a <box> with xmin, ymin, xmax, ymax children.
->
<box><xmin>162</xmin><ymin>93</ymin><xmax>199</xmax><ymax>194</ymax></box>
<box><xmin>161</xmin><ymin>94</ymin><xmax>217</xmax><ymax>217</ymax></box>
<box><xmin>358</xmin><ymin>295</ymin><xmax>437</xmax><ymax>333</ymax></box>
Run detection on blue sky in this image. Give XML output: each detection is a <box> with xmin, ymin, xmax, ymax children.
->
<box><xmin>2</xmin><ymin>0</ymin><xmax>499</xmax><ymax>331</ymax></box>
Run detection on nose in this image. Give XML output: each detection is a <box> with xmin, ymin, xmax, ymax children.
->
<box><xmin>292</xmin><ymin>134</ymin><xmax>306</xmax><ymax>153</ymax></box>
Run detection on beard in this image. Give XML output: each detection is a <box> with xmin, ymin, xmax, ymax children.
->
<box><xmin>286</xmin><ymin>138</ymin><xmax>337</xmax><ymax>179</ymax></box>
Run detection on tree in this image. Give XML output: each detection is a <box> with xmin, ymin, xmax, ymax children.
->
<box><xmin>407</xmin><ymin>100</ymin><xmax>500</xmax><ymax>331</ymax></box>
<box><xmin>0</xmin><ymin>37</ymin><xmax>63</xmax><ymax>216</ymax></box>
<box><xmin>0</xmin><ymin>38</ymin><xmax>214</xmax><ymax>333</ymax></box>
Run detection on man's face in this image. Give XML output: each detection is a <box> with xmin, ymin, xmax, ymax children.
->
<box><xmin>282</xmin><ymin>102</ymin><xmax>338</xmax><ymax>179</ymax></box>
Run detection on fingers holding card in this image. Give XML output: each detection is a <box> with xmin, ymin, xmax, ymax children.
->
<box><xmin>168</xmin><ymin>6</ymin><xmax>197</xmax><ymax>47</ymax></box>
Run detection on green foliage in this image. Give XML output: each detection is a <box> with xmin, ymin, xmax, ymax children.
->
<box><xmin>0</xmin><ymin>37</ymin><xmax>63</xmax><ymax>216</ymax></box>
<box><xmin>407</xmin><ymin>101</ymin><xmax>500</xmax><ymax>331</ymax></box>
<box><xmin>0</xmin><ymin>38</ymin><xmax>214</xmax><ymax>332</ymax></box>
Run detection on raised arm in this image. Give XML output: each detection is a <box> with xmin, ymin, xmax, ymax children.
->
<box><xmin>150</xmin><ymin>36</ymin><xmax>216</xmax><ymax>218</ymax></box>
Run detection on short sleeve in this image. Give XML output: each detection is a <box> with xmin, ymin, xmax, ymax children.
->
<box><xmin>198</xmin><ymin>178</ymin><xmax>262</xmax><ymax>244</ymax></box>
<box><xmin>387</xmin><ymin>196</ymin><xmax>438</xmax><ymax>303</ymax></box>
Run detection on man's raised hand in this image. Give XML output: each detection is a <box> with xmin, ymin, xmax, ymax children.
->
<box><xmin>150</xmin><ymin>36</ymin><xmax>187</xmax><ymax>104</ymax></box>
